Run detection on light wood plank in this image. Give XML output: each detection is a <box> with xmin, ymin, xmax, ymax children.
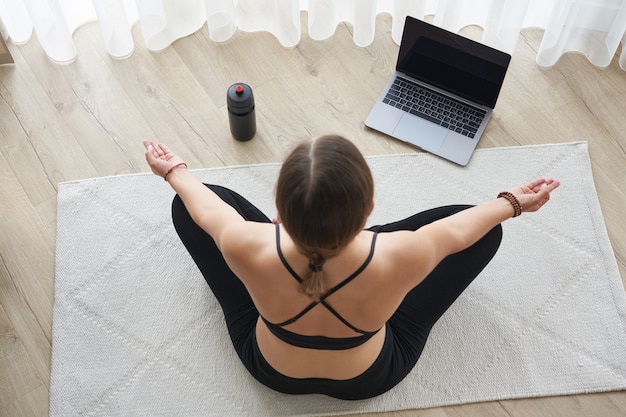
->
<box><xmin>501</xmin><ymin>392</ymin><xmax>626</xmax><ymax>417</ymax></box>
<box><xmin>0</xmin><ymin>43</ymin><xmax>97</xmax><ymax>198</ymax></box>
<box><xmin>0</xmin><ymin>153</ymin><xmax>53</xmax><ymax>388</ymax></box>
<box><xmin>0</xmin><ymin>385</ymin><xmax>48</xmax><ymax>417</ymax></box>
<box><xmin>442</xmin><ymin>402</ymin><xmax>512</xmax><ymax>417</ymax></box>
<box><xmin>0</xmin><ymin>302</ymin><xmax>41</xmax><ymax>408</ymax></box>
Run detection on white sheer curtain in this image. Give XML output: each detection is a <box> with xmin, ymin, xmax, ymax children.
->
<box><xmin>0</xmin><ymin>0</ymin><xmax>624</xmax><ymax>70</ymax></box>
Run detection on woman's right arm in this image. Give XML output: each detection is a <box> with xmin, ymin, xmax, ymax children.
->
<box><xmin>403</xmin><ymin>178</ymin><xmax>560</xmax><ymax>285</ymax></box>
<box><xmin>143</xmin><ymin>140</ymin><xmax>245</xmax><ymax>249</ymax></box>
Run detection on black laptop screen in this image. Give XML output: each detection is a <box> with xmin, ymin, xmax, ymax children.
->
<box><xmin>396</xmin><ymin>17</ymin><xmax>511</xmax><ymax>108</ymax></box>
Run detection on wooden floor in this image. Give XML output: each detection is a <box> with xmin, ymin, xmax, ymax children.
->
<box><xmin>1</xmin><ymin>13</ymin><xmax>625</xmax><ymax>417</ymax></box>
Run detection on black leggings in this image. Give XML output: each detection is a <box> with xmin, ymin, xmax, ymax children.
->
<box><xmin>172</xmin><ymin>184</ymin><xmax>502</xmax><ymax>400</ymax></box>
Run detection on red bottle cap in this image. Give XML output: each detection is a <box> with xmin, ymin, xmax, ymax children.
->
<box><xmin>235</xmin><ymin>84</ymin><xmax>244</xmax><ymax>95</ymax></box>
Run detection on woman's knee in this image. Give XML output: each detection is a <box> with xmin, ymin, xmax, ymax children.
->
<box><xmin>488</xmin><ymin>223</ymin><xmax>503</xmax><ymax>245</ymax></box>
<box><xmin>375</xmin><ymin>204</ymin><xmax>475</xmax><ymax>232</ymax></box>
<box><xmin>170</xmin><ymin>184</ymin><xmax>225</xmax><ymax>223</ymax></box>
<box><xmin>480</xmin><ymin>223</ymin><xmax>503</xmax><ymax>259</ymax></box>
<box><xmin>171</xmin><ymin>194</ymin><xmax>187</xmax><ymax>223</ymax></box>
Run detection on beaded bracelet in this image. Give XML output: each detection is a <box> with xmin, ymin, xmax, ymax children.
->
<box><xmin>164</xmin><ymin>162</ymin><xmax>188</xmax><ymax>181</ymax></box>
<box><xmin>497</xmin><ymin>191</ymin><xmax>522</xmax><ymax>217</ymax></box>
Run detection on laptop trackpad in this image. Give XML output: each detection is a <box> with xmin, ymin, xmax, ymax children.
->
<box><xmin>393</xmin><ymin>114</ymin><xmax>446</xmax><ymax>152</ymax></box>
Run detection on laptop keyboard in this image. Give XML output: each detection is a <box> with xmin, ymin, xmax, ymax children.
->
<box><xmin>383</xmin><ymin>77</ymin><xmax>487</xmax><ymax>139</ymax></box>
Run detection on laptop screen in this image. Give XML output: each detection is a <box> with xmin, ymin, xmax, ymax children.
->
<box><xmin>396</xmin><ymin>17</ymin><xmax>511</xmax><ymax>109</ymax></box>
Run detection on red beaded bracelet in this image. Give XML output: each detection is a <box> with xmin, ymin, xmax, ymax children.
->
<box><xmin>497</xmin><ymin>191</ymin><xmax>522</xmax><ymax>217</ymax></box>
<box><xmin>164</xmin><ymin>162</ymin><xmax>188</xmax><ymax>181</ymax></box>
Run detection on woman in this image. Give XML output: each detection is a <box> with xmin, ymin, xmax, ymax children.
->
<box><xmin>143</xmin><ymin>135</ymin><xmax>559</xmax><ymax>400</ymax></box>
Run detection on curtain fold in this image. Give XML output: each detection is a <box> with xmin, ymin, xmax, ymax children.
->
<box><xmin>536</xmin><ymin>0</ymin><xmax>626</xmax><ymax>68</ymax></box>
<box><xmin>0</xmin><ymin>0</ymin><xmax>624</xmax><ymax>70</ymax></box>
<box><xmin>21</xmin><ymin>0</ymin><xmax>77</xmax><ymax>62</ymax></box>
<box><xmin>92</xmin><ymin>0</ymin><xmax>134</xmax><ymax>58</ymax></box>
<box><xmin>483</xmin><ymin>0</ymin><xmax>530</xmax><ymax>53</ymax></box>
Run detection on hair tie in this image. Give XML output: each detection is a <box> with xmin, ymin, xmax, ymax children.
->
<box><xmin>308</xmin><ymin>263</ymin><xmax>323</xmax><ymax>272</ymax></box>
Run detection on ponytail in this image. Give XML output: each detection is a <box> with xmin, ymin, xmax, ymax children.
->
<box><xmin>301</xmin><ymin>252</ymin><xmax>327</xmax><ymax>299</ymax></box>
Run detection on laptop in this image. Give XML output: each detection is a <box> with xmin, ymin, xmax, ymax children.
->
<box><xmin>365</xmin><ymin>16</ymin><xmax>511</xmax><ymax>166</ymax></box>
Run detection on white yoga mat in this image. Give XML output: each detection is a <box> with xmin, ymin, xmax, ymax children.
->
<box><xmin>51</xmin><ymin>142</ymin><xmax>626</xmax><ymax>417</ymax></box>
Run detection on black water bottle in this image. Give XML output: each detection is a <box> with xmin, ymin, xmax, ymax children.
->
<box><xmin>227</xmin><ymin>83</ymin><xmax>256</xmax><ymax>141</ymax></box>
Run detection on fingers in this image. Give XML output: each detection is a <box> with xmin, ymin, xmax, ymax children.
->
<box><xmin>537</xmin><ymin>184</ymin><xmax>550</xmax><ymax>203</ymax></box>
<box><xmin>546</xmin><ymin>179</ymin><xmax>560</xmax><ymax>191</ymax></box>
<box><xmin>143</xmin><ymin>141</ymin><xmax>166</xmax><ymax>175</ymax></box>
<box><xmin>513</xmin><ymin>178</ymin><xmax>559</xmax><ymax>213</ymax></box>
<box><xmin>534</xmin><ymin>180</ymin><xmax>561</xmax><ymax>210</ymax></box>
<box><xmin>143</xmin><ymin>140</ymin><xmax>169</xmax><ymax>159</ymax></box>
<box><xmin>160</xmin><ymin>143</ymin><xmax>172</xmax><ymax>154</ymax></box>
<box><xmin>526</xmin><ymin>178</ymin><xmax>547</xmax><ymax>193</ymax></box>
<box><xmin>535</xmin><ymin>179</ymin><xmax>560</xmax><ymax>198</ymax></box>
<box><xmin>150</xmin><ymin>142</ymin><xmax>164</xmax><ymax>157</ymax></box>
<box><xmin>143</xmin><ymin>140</ymin><xmax>157</xmax><ymax>162</ymax></box>
<box><xmin>143</xmin><ymin>140</ymin><xmax>158</xmax><ymax>154</ymax></box>
<box><xmin>527</xmin><ymin>178</ymin><xmax>546</xmax><ymax>188</ymax></box>
<box><xmin>527</xmin><ymin>178</ymin><xmax>560</xmax><ymax>195</ymax></box>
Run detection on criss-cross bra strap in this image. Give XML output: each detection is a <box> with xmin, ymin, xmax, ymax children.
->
<box><xmin>318</xmin><ymin>227</ymin><xmax>380</xmax><ymax>302</ymax></box>
<box><xmin>271</xmin><ymin>300</ymin><xmax>319</xmax><ymax>327</ymax></box>
<box><xmin>274</xmin><ymin>224</ymin><xmax>382</xmax><ymax>333</ymax></box>
<box><xmin>275</xmin><ymin>223</ymin><xmax>303</xmax><ymax>283</ymax></box>
<box><xmin>318</xmin><ymin>300</ymin><xmax>369</xmax><ymax>334</ymax></box>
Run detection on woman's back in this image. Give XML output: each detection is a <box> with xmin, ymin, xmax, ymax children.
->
<box><xmin>221</xmin><ymin>221</ymin><xmax>419</xmax><ymax>379</ymax></box>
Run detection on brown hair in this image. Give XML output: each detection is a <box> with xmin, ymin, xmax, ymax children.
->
<box><xmin>275</xmin><ymin>135</ymin><xmax>374</xmax><ymax>299</ymax></box>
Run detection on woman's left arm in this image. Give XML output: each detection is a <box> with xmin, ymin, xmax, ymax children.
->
<box><xmin>143</xmin><ymin>140</ymin><xmax>244</xmax><ymax>248</ymax></box>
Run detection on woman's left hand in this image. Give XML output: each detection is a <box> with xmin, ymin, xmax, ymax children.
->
<box><xmin>507</xmin><ymin>178</ymin><xmax>560</xmax><ymax>214</ymax></box>
<box><xmin>143</xmin><ymin>140</ymin><xmax>186</xmax><ymax>179</ymax></box>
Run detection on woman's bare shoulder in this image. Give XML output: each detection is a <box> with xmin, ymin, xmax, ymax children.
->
<box><xmin>372</xmin><ymin>229</ymin><xmax>439</xmax><ymax>290</ymax></box>
<box><xmin>220</xmin><ymin>222</ymin><xmax>291</xmax><ymax>293</ymax></box>
<box><xmin>221</xmin><ymin>221</ymin><xmax>275</xmax><ymax>252</ymax></box>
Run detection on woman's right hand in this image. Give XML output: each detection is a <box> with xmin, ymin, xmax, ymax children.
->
<box><xmin>507</xmin><ymin>178</ymin><xmax>560</xmax><ymax>214</ymax></box>
<box><xmin>143</xmin><ymin>140</ymin><xmax>187</xmax><ymax>180</ymax></box>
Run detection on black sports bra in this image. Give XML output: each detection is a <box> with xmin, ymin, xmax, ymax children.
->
<box><xmin>260</xmin><ymin>224</ymin><xmax>382</xmax><ymax>350</ymax></box>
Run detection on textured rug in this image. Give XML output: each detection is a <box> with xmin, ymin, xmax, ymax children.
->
<box><xmin>51</xmin><ymin>142</ymin><xmax>626</xmax><ymax>417</ymax></box>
